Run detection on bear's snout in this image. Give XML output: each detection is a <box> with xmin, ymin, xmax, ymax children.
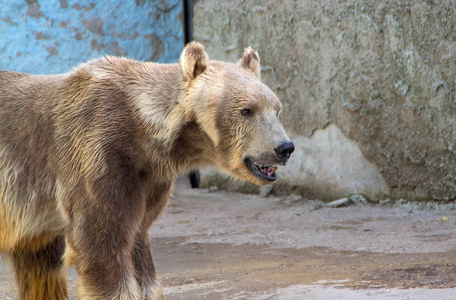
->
<box><xmin>274</xmin><ymin>141</ymin><xmax>295</xmax><ymax>164</ymax></box>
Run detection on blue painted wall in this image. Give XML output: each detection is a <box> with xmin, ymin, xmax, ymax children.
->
<box><xmin>0</xmin><ymin>0</ymin><xmax>184</xmax><ymax>74</ymax></box>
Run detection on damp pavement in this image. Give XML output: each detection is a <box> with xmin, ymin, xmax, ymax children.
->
<box><xmin>1</xmin><ymin>177</ymin><xmax>456</xmax><ymax>299</ymax></box>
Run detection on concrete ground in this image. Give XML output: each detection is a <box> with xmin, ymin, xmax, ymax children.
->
<box><xmin>1</xmin><ymin>177</ymin><xmax>456</xmax><ymax>299</ymax></box>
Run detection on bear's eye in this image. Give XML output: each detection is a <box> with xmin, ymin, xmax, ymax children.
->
<box><xmin>241</xmin><ymin>109</ymin><xmax>253</xmax><ymax>117</ymax></box>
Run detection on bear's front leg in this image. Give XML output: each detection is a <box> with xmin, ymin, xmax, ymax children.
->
<box><xmin>65</xmin><ymin>158</ymin><xmax>149</xmax><ymax>299</ymax></box>
<box><xmin>132</xmin><ymin>233</ymin><xmax>163</xmax><ymax>300</ymax></box>
<box><xmin>131</xmin><ymin>181</ymin><xmax>173</xmax><ymax>300</ymax></box>
<box><xmin>67</xmin><ymin>202</ymin><xmax>143</xmax><ymax>300</ymax></box>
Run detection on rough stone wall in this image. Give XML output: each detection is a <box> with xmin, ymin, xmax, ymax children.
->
<box><xmin>0</xmin><ymin>0</ymin><xmax>184</xmax><ymax>74</ymax></box>
<box><xmin>194</xmin><ymin>0</ymin><xmax>456</xmax><ymax>201</ymax></box>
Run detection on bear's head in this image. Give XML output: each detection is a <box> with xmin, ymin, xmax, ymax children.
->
<box><xmin>180</xmin><ymin>42</ymin><xmax>294</xmax><ymax>186</ymax></box>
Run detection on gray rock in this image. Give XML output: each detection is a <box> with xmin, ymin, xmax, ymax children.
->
<box><xmin>326</xmin><ymin>197</ymin><xmax>354</xmax><ymax>208</ymax></box>
<box><xmin>259</xmin><ymin>184</ymin><xmax>274</xmax><ymax>198</ymax></box>
<box><xmin>350</xmin><ymin>194</ymin><xmax>368</xmax><ymax>204</ymax></box>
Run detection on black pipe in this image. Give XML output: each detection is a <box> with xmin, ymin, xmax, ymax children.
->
<box><xmin>184</xmin><ymin>0</ymin><xmax>200</xmax><ymax>188</ymax></box>
<box><xmin>183</xmin><ymin>0</ymin><xmax>193</xmax><ymax>43</ymax></box>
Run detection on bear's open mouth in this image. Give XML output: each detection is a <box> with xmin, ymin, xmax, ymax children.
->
<box><xmin>244</xmin><ymin>158</ymin><xmax>278</xmax><ymax>182</ymax></box>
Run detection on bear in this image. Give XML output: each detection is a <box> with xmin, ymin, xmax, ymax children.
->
<box><xmin>0</xmin><ymin>42</ymin><xmax>294</xmax><ymax>299</ymax></box>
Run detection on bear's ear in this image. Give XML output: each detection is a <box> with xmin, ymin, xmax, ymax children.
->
<box><xmin>238</xmin><ymin>47</ymin><xmax>261</xmax><ymax>78</ymax></box>
<box><xmin>180</xmin><ymin>42</ymin><xmax>209</xmax><ymax>81</ymax></box>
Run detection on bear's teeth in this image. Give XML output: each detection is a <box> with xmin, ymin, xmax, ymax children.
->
<box><xmin>259</xmin><ymin>165</ymin><xmax>277</xmax><ymax>175</ymax></box>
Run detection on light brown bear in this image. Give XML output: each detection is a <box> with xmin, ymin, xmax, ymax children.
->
<box><xmin>0</xmin><ymin>42</ymin><xmax>294</xmax><ymax>299</ymax></box>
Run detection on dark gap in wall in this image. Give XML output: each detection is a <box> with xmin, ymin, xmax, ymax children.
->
<box><xmin>183</xmin><ymin>0</ymin><xmax>199</xmax><ymax>188</ymax></box>
<box><xmin>183</xmin><ymin>0</ymin><xmax>193</xmax><ymax>44</ymax></box>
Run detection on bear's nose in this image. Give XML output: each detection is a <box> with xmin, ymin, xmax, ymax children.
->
<box><xmin>274</xmin><ymin>141</ymin><xmax>295</xmax><ymax>162</ymax></box>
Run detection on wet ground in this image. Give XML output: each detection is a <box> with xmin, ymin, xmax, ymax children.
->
<box><xmin>1</xmin><ymin>177</ymin><xmax>456</xmax><ymax>299</ymax></box>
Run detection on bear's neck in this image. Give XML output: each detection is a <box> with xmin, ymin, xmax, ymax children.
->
<box><xmin>171</xmin><ymin>121</ymin><xmax>216</xmax><ymax>172</ymax></box>
<box><xmin>127</xmin><ymin>62</ymin><xmax>193</xmax><ymax>145</ymax></box>
<box><xmin>126</xmin><ymin>62</ymin><xmax>215</xmax><ymax>176</ymax></box>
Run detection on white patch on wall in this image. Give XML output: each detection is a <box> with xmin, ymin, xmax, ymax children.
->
<box><xmin>282</xmin><ymin>123</ymin><xmax>390</xmax><ymax>200</ymax></box>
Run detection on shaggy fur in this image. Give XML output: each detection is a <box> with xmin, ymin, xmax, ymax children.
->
<box><xmin>0</xmin><ymin>42</ymin><xmax>292</xmax><ymax>299</ymax></box>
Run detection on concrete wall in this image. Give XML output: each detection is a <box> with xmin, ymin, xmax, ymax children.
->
<box><xmin>0</xmin><ymin>0</ymin><xmax>184</xmax><ymax>74</ymax></box>
<box><xmin>194</xmin><ymin>0</ymin><xmax>456</xmax><ymax>201</ymax></box>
